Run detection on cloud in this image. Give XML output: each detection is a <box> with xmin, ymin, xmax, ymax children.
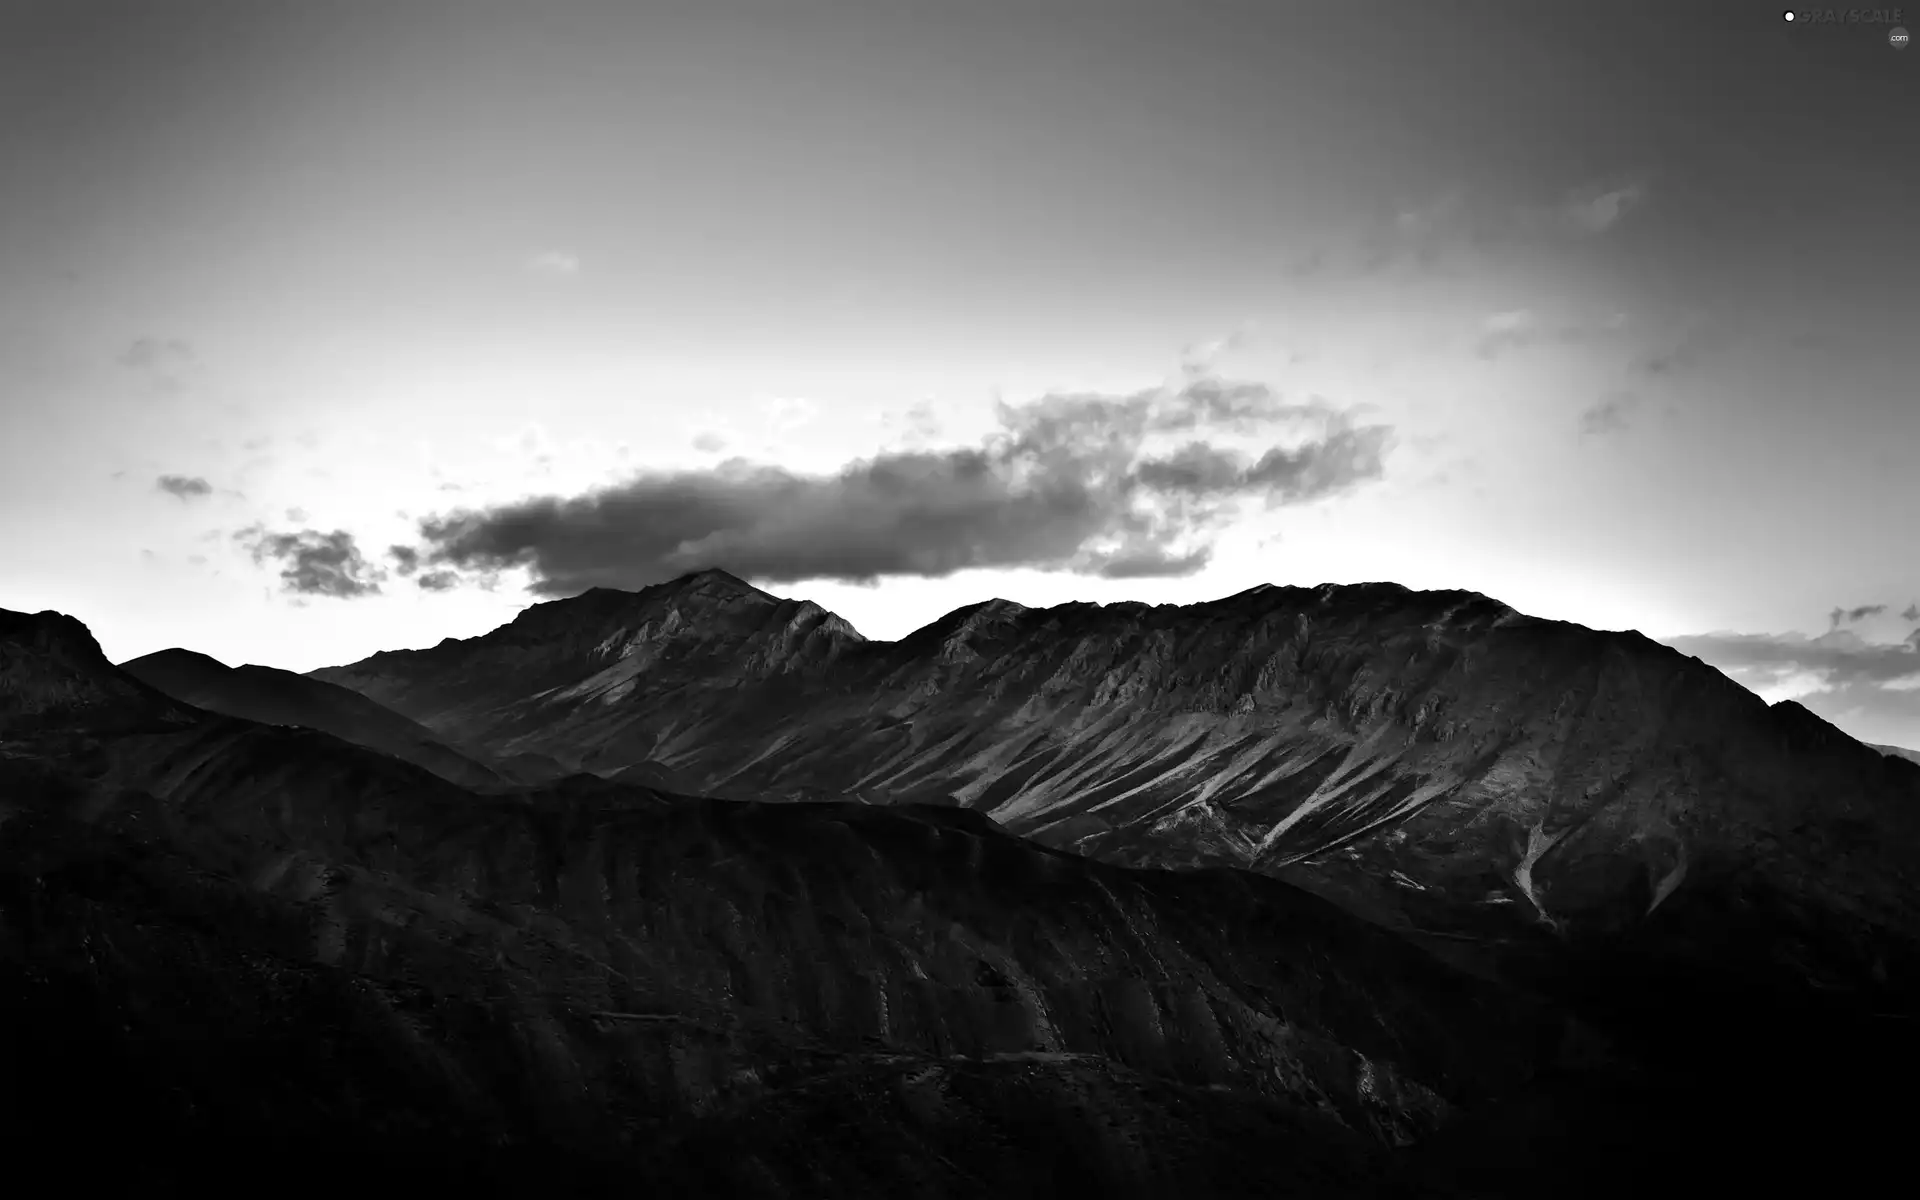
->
<box><xmin>285</xmin><ymin>506</ymin><xmax>309</xmax><ymax>522</ymax></box>
<box><xmin>760</xmin><ymin>395</ymin><xmax>819</xmax><ymax>434</ymax></box>
<box><xmin>691</xmin><ymin>431</ymin><xmax>729</xmax><ymax>454</ymax></box>
<box><xmin>1316</xmin><ymin>175</ymin><xmax>1648</xmax><ymax>278</ymax></box>
<box><xmin>1180</xmin><ymin>324</ymin><xmax>1256</xmax><ymax>375</ymax></box>
<box><xmin>416</xmin><ymin>569</ymin><xmax>459</xmax><ymax>592</ymax></box>
<box><xmin>1632</xmin><ymin>316</ymin><xmax>1722</xmax><ymax>381</ymax></box>
<box><xmin>118</xmin><ymin>337</ymin><xmax>193</xmax><ymax>372</ymax></box>
<box><xmin>874</xmin><ymin>400</ymin><xmax>946</xmax><ymax>450</ymax></box>
<box><xmin>387</xmin><ymin>545</ymin><xmax>421</xmax><ymax>576</ymax></box>
<box><xmin>155</xmin><ymin>474</ymin><xmax>213</xmax><ymax>500</ymax></box>
<box><xmin>1904</xmin><ymin>603</ymin><xmax>1920</xmax><ymax>623</ymax></box>
<box><xmin>1475</xmin><ymin>310</ymin><xmax>1540</xmax><ymax>359</ymax></box>
<box><xmin>1829</xmin><ymin>603</ymin><xmax>1888</xmax><ymax>630</ymax></box>
<box><xmin>1557</xmin><ymin>180</ymin><xmax>1648</xmax><ymax>235</ymax></box>
<box><xmin>1577</xmin><ymin>392</ymin><xmax>1643</xmax><ymax>437</ymax></box>
<box><xmin>118</xmin><ymin>337</ymin><xmax>196</xmax><ymax>392</ymax></box>
<box><xmin>526</xmin><ymin>251</ymin><xmax>581</xmax><ymax>277</ymax></box>
<box><xmin>1355</xmin><ymin>186</ymin><xmax>1480</xmax><ymax>274</ymax></box>
<box><xmin>398</xmin><ymin>375</ymin><xmax>1394</xmax><ymax>596</ymax></box>
<box><xmin>1473</xmin><ymin>308</ymin><xmax>1632</xmax><ymax>360</ymax></box>
<box><xmin>1664</xmin><ymin>625</ymin><xmax>1920</xmax><ymax>713</ymax></box>
<box><xmin>235</xmin><ymin>526</ymin><xmax>387</xmax><ymax>598</ymax></box>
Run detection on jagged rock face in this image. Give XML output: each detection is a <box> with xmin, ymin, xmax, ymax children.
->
<box><xmin>1</xmin><ymin>606</ymin><xmax>1576</xmax><ymax>1192</ymax></box>
<box><xmin>310</xmin><ymin>577</ymin><xmax>1920</xmax><ymax>995</ymax></box>
<box><xmin>120</xmin><ymin>647</ymin><xmax>504</xmax><ymax>790</ymax></box>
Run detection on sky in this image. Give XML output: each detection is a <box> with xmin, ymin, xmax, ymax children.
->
<box><xmin>2</xmin><ymin>0</ymin><xmax>1917</xmax><ymax>747</ymax></box>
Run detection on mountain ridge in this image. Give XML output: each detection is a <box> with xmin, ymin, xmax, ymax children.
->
<box><xmin>307</xmin><ymin>573</ymin><xmax>1920</xmax><ymax>1014</ymax></box>
<box><xmin>120</xmin><ymin>646</ymin><xmax>506</xmax><ymax>789</ymax></box>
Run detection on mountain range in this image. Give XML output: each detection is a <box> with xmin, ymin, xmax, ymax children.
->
<box><xmin>5</xmin><ymin>576</ymin><xmax>1919</xmax><ymax>1194</ymax></box>
<box><xmin>313</xmin><ymin>570</ymin><xmax>1920</xmax><ymax>994</ymax></box>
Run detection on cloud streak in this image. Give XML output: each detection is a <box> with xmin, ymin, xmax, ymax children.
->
<box><xmin>400</xmin><ymin>375</ymin><xmax>1394</xmax><ymax>595</ymax></box>
<box><xmin>236</xmin><ymin>526</ymin><xmax>387</xmax><ymax>598</ymax></box>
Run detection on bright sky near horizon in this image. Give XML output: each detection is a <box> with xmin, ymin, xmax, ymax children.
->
<box><xmin>2</xmin><ymin>1</ymin><xmax>1917</xmax><ymax>746</ymax></box>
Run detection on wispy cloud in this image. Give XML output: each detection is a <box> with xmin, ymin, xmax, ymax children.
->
<box><xmin>397</xmin><ymin>374</ymin><xmax>1396</xmax><ymax>595</ymax></box>
<box><xmin>117</xmin><ymin>337</ymin><xmax>196</xmax><ymax>392</ymax></box>
<box><xmin>1556</xmin><ymin>180</ymin><xmax>1649</xmax><ymax>235</ymax></box>
<box><xmin>1305</xmin><ymin>174</ymin><xmax>1651</xmax><ymax>279</ymax></box>
<box><xmin>1179</xmin><ymin>323</ymin><xmax>1257</xmax><ymax>375</ymax></box>
<box><xmin>690</xmin><ymin>431</ymin><xmax>729</xmax><ymax>454</ymax></box>
<box><xmin>235</xmin><ymin>525</ymin><xmax>387</xmax><ymax>598</ymax></box>
<box><xmin>1830</xmin><ymin>603</ymin><xmax>1888</xmax><ymax>631</ymax></box>
<box><xmin>760</xmin><ymin>395</ymin><xmax>820</xmax><ymax>434</ymax></box>
<box><xmin>1474</xmin><ymin>308</ymin><xmax>1629</xmax><ymax>359</ymax></box>
<box><xmin>526</xmin><ymin>250</ymin><xmax>582</xmax><ymax>277</ymax></box>
<box><xmin>1577</xmin><ymin>392</ymin><xmax>1644</xmax><ymax>437</ymax></box>
<box><xmin>155</xmin><ymin>474</ymin><xmax>212</xmax><ymax>500</ymax></box>
<box><xmin>1631</xmin><ymin>315</ymin><xmax>1722</xmax><ymax>382</ymax></box>
<box><xmin>1475</xmin><ymin>309</ymin><xmax>1541</xmax><ymax>359</ymax></box>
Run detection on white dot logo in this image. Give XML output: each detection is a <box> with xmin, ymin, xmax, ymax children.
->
<box><xmin>1783</xmin><ymin>9</ymin><xmax>1795</xmax><ymax>19</ymax></box>
<box><xmin>1892</xmin><ymin>27</ymin><xmax>1911</xmax><ymax>49</ymax></box>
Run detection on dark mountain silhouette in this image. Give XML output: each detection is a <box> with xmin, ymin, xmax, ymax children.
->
<box><xmin>1874</xmin><ymin>742</ymin><xmax>1920</xmax><ymax>766</ymax></box>
<box><xmin>121</xmin><ymin>646</ymin><xmax>505</xmax><ymax>789</ymax></box>
<box><xmin>4</xmin><ymin>602</ymin><xmax>1622</xmax><ymax>1195</ymax></box>
<box><xmin>1</xmin><ymin>608</ymin><xmax>200</xmax><ymax>736</ymax></box>
<box><xmin>311</xmin><ymin>573</ymin><xmax>1920</xmax><ymax>1008</ymax></box>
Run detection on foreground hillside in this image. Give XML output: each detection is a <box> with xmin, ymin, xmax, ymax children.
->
<box><xmin>3</xmin><ymin>605</ymin><xmax>1586</xmax><ymax>1195</ymax></box>
<box><xmin>312</xmin><ymin>571</ymin><xmax>1920</xmax><ymax>1006</ymax></box>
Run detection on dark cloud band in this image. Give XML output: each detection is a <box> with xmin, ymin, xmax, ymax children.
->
<box><xmin>399</xmin><ymin>376</ymin><xmax>1394</xmax><ymax>596</ymax></box>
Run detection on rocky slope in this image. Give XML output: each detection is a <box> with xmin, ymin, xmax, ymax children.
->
<box><xmin>312</xmin><ymin>572</ymin><xmax>1920</xmax><ymax>1012</ymax></box>
<box><xmin>3</xmin><ymin>603</ymin><xmax>1602</xmax><ymax>1194</ymax></box>
<box><xmin>121</xmin><ymin>647</ymin><xmax>505</xmax><ymax>789</ymax></box>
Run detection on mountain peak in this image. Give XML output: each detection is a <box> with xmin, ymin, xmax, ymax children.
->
<box><xmin>1</xmin><ymin>608</ymin><xmax>197</xmax><ymax>734</ymax></box>
<box><xmin>121</xmin><ymin>647</ymin><xmax>232</xmax><ymax>674</ymax></box>
<box><xmin>653</xmin><ymin>567</ymin><xmax>764</xmax><ymax>600</ymax></box>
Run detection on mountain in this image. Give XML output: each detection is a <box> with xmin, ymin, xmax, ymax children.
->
<box><xmin>0</xmin><ymin>608</ymin><xmax>200</xmax><ymax>737</ymax></box>
<box><xmin>312</xmin><ymin>573</ymin><xmax>1920</xmax><ymax>1009</ymax></box>
<box><xmin>121</xmin><ymin>646</ymin><xmax>504</xmax><ymax>789</ymax></box>
<box><xmin>3</xmin><ymin>604</ymin><xmax>1603</xmax><ymax>1194</ymax></box>
<box><xmin>1874</xmin><ymin>742</ymin><xmax>1920</xmax><ymax>766</ymax></box>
